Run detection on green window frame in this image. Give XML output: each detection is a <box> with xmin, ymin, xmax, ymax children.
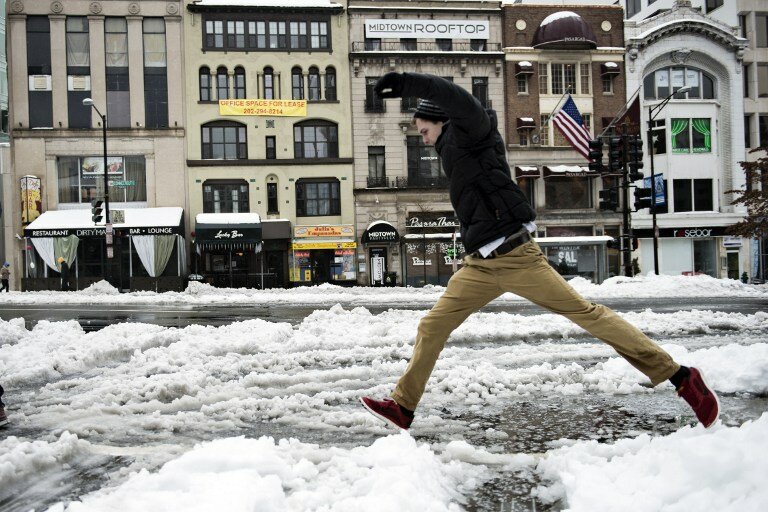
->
<box><xmin>671</xmin><ymin>118</ymin><xmax>711</xmax><ymax>153</ymax></box>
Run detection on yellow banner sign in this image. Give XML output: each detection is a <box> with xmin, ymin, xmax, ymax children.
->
<box><xmin>219</xmin><ymin>99</ymin><xmax>307</xmax><ymax>117</ymax></box>
<box><xmin>294</xmin><ymin>225</ymin><xmax>355</xmax><ymax>238</ymax></box>
<box><xmin>292</xmin><ymin>241</ymin><xmax>357</xmax><ymax>250</ymax></box>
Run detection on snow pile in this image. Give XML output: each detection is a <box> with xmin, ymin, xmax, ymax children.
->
<box><xmin>534</xmin><ymin>413</ymin><xmax>768</xmax><ymax>512</ymax></box>
<box><xmin>57</xmin><ymin>433</ymin><xmax>486</xmax><ymax>512</ymax></box>
<box><xmin>0</xmin><ymin>432</ymin><xmax>91</xmax><ymax>491</ymax></box>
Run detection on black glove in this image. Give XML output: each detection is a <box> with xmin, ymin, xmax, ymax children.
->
<box><xmin>374</xmin><ymin>72</ymin><xmax>404</xmax><ymax>98</ymax></box>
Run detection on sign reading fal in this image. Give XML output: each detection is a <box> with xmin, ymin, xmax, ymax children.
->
<box><xmin>365</xmin><ymin>19</ymin><xmax>489</xmax><ymax>39</ymax></box>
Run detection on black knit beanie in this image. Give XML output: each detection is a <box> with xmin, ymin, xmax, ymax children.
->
<box><xmin>413</xmin><ymin>99</ymin><xmax>448</xmax><ymax>123</ymax></box>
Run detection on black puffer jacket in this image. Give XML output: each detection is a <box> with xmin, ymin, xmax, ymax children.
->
<box><xmin>400</xmin><ymin>73</ymin><xmax>536</xmax><ymax>253</ymax></box>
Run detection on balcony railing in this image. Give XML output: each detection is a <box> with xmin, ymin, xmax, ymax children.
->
<box><xmin>352</xmin><ymin>41</ymin><xmax>502</xmax><ymax>53</ymax></box>
<box><xmin>366</xmin><ymin>175</ymin><xmax>450</xmax><ymax>189</ymax></box>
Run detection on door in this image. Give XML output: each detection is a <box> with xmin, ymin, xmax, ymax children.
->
<box><xmin>370</xmin><ymin>247</ymin><xmax>387</xmax><ymax>285</ymax></box>
<box><xmin>726</xmin><ymin>251</ymin><xmax>739</xmax><ymax>280</ymax></box>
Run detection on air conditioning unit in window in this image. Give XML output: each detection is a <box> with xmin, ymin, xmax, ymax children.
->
<box><xmin>68</xmin><ymin>75</ymin><xmax>91</xmax><ymax>91</ymax></box>
<box><xmin>28</xmin><ymin>75</ymin><xmax>52</xmax><ymax>91</ymax></box>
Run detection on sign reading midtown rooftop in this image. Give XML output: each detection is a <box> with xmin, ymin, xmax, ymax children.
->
<box><xmin>219</xmin><ymin>99</ymin><xmax>307</xmax><ymax>117</ymax></box>
<box><xmin>365</xmin><ymin>19</ymin><xmax>489</xmax><ymax>39</ymax></box>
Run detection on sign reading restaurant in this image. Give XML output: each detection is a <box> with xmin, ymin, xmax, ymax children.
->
<box><xmin>365</xmin><ymin>19</ymin><xmax>489</xmax><ymax>39</ymax></box>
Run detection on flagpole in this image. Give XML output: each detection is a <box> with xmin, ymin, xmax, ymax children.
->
<box><xmin>541</xmin><ymin>86</ymin><xmax>572</xmax><ymax>130</ymax></box>
<box><xmin>598</xmin><ymin>84</ymin><xmax>642</xmax><ymax>138</ymax></box>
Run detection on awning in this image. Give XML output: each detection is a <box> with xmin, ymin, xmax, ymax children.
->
<box><xmin>515</xmin><ymin>61</ymin><xmax>534</xmax><ymax>75</ymax></box>
<box><xmin>543</xmin><ymin>165</ymin><xmax>600</xmax><ymax>178</ymax></box>
<box><xmin>24</xmin><ymin>207</ymin><xmax>184</xmax><ymax>238</ymax></box>
<box><xmin>601</xmin><ymin>62</ymin><xmax>620</xmax><ymax>75</ymax></box>
<box><xmin>403</xmin><ymin>233</ymin><xmax>460</xmax><ymax>240</ymax></box>
<box><xmin>361</xmin><ymin>220</ymin><xmax>400</xmax><ymax>244</ymax></box>
<box><xmin>517</xmin><ymin>117</ymin><xmax>536</xmax><ymax>130</ymax></box>
<box><xmin>195</xmin><ymin>212</ymin><xmax>262</xmax><ymax>249</ymax></box>
<box><xmin>291</xmin><ymin>239</ymin><xmax>357</xmax><ymax>250</ymax></box>
<box><xmin>515</xmin><ymin>166</ymin><xmax>540</xmax><ymax>178</ymax></box>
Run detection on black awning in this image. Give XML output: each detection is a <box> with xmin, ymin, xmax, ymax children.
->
<box><xmin>195</xmin><ymin>224</ymin><xmax>262</xmax><ymax>244</ymax></box>
<box><xmin>517</xmin><ymin>117</ymin><xmax>536</xmax><ymax>130</ymax></box>
<box><xmin>515</xmin><ymin>62</ymin><xmax>534</xmax><ymax>75</ymax></box>
<box><xmin>601</xmin><ymin>62</ymin><xmax>620</xmax><ymax>75</ymax></box>
<box><xmin>515</xmin><ymin>166</ymin><xmax>540</xmax><ymax>178</ymax></box>
<box><xmin>362</xmin><ymin>221</ymin><xmax>400</xmax><ymax>244</ymax></box>
<box><xmin>543</xmin><ymin>165</ymin><xmax>600</xmax><ymax>178</ymax></box>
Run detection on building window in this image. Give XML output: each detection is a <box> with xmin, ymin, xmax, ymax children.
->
<box><xmin>266</xmin><ymin>135</ymin><xmax>276</xmax><ymax>159</ymax></box>
<box><xmin>364</xmin><ymin>38</ymin><xmax>381</xmax><ymax>51</ymax></box>
<box><xmin>551</xmin><ymin>63</ymin><xmax>576</xmax><ymax>95</ymax></box>
<box><xmin>205</xmin><ymin>20</ymin><xmax>224</xmax><ymax>48</ymax></box>
<box><xmin>757</xmin><ymin>15</ymin><xmax>768</xmax><ymax>47</ymax></box>
<box><xmin>705</xmin><ymin>0</ymin><xmax>723</xmax><ymax>14</ymax></box>
<box><xmin>324</xmin><ymin>67</ymin><xmax>336</xmax><ymax>101</ymax></box>
<box><xmin>216</xmin><ymin>66</ymin><xmax>229</xmax><ymax>100</ymax></box>
<box><xmin>263</xmin><ymin>66</ymin><xmax>275</xmax><ymax>99</ymax></box>
<box><xmin>269</xmin><ymin>21</ymin><xmax>287</xmax><ymax>49</ymax></box>
<box><xmin>759</xmin><ymin>115</ymin><xmax>768</xmax><ymax>147</ymax></box>
<box><xmin>308</xmin><ymin>66</ymin><xmax>321</xmax><ymax>101</ymax></box>
<box><xmin>436</xmin><ymin>39</ymin><xmax>452</xmax><ymax>51</ymax></box>
<box><xmin>201</xmin><ymin>121</ymin><xmax>247</xmax><ymax>159</ymax></box>
<box><xmin>407</xmin><ymin>136</ymin><xmax>444</xmax><ymax>186</ymax></box>
<box><xmin>368</xmin><ymin>146</ymin><xmax>386</xmax><ymax>187</ymax></box>
<box><xmin>671</xmin><ymin>118</ymin><xmax>712</xmax><ymax>153</ymax></box>
<box><xmin>143</xmin><ymin>18</ymin><xmax>168</xmax><ymax>128</ymax></box>
<box><xmin>292</xmin><ymin>67</ymin><xmax>304</xmax><ymax>100</ymax></box>
<box><xmin>365</xmin><ymin>77</ymin><xmax>384</xmax><ymax>112</ymax></box>
<box><xmin>290</xmin><ymin>21</ymin><xmax>307</xmax><ymax>49</ymax></box>
<box><xmin>66</xmin><ymin>17</ymin><xmax>91</xmax><ymax>128</ymax></box>
<box><xmin>294</xmin><ymin>120</ymin><xmax>338</xmax><ymax>158</ymax></box>
<box><xmin>27</xmin><ymin>16</ymin><xmax>53</xmax><ymax>128</ymax></box>
<box><xmin>758</xmin><ymin>64</ymin><xmax>768</xmax><ymax>98</ymax></box>
<box><xmin>310</xmin><ymin>21</ymin><xmax>329</xmax><ymax>49</ymax></box>
<box><xmin>545</xmin><ymin>176</ymin><xmax>593</xmax><ymax>209</ymax></box>
<box><xmin>602</xmin><ymin>75</ymin><xmax>613</xmax><ymax>94</ymax></box>
<box><xmin>673</xmin><ymin>179</ymin><xmax>713</xmax><ymax>212</ymax></box>
<box><xmin>517</xmin><ymin>75</ymin><xmax>528</xmax><ymax>94</ymax></box>
<box><xmin>516</xmin><ymin>177</ymin><xmax>535</xmax><ymax>208</ymax></box>
<box><xmin>295</xmin><ymin>179</ymin><xmax>341</xmax><ymax>216</ymax></box>
<box><xmin>401</xmin><ymin>96</ymin><xmax>419</xmax><ymax>112</ymax></box>
<box><xmin>199</xmin><ymin>67</ymin><xmax>212</xmax><ymax>101</ymax></box>
<box><xmin>234</xmin><ymin>66</ymin><xmax>246</xmax><ymax>99</ymax></box>
<box><xmin>57</xmin><ymin>156</ymin><xmax>147</xmax><ymax>204</ymax></box>
<box><xmin>401</xmin><ymin>38</ymin><xmax>417</xmax><ymax>51</ymax></box>
<box><xmin>227</xmin><ymin>21</ymin><xmax>245</xmax><ymax>48</ymax></box>
<box><xmin>643</xmin><ymin>66</ymin><xmax>716</xmax><ymax>100</ymax></box>
<box><xmin>105</xmin><ymin>17</ymin><xmax>130</xmax><ymax>128</ymax></box>
<box><xmin>540</xmin><ymin>114</ymin><xmax>550</xmax><ymax>146</ymax></box>
<box><xmin>626</xmin><ymin>0</ymin><xmax>641</xmax><ymax>18</ymax></box>
<box><xmin>580</xmin><ymin>63</ymin><xmax>590</xmax><ymax>94</ymax></box>
<box><xmin>650</xmin><ymin>119</ymin><xmax>666</xmax><ymax>155</ymax></box>
<box><xmin>744</xmin><ymin>64</ymin><xmax>750</xmax><ymax>98</ymax></box>
<box><xmin>538</xmin><ymin>63</ymin><xmax>548</xmax><ymax>95</ymax></box>
<box><xmin>470</xmin><ymin>39</ymin><xmax>486</xmax><ymax>51</ymax></box>
<box><xmin>744</xmin><ymin>115</ymin><xmax>751</xmax><ymax>149</ymax></box>
<box><xmin>267</xmin><ymin>182</ymin><xmax>278</xmax><ymax>213</ymax></box>
<box><xmin>739</xmin><ymin>14</ymin><xmax>748</xmax><ymax>39</ymax></box>
<box><xmin>472</xmin><ymin>77</ymin><xmax>489</xmax><ymax>108</ymax></box>
<box><xmin>203</xmin><ymin>180</ymin><xmax>249</xmax><ymax>213</ymax></box>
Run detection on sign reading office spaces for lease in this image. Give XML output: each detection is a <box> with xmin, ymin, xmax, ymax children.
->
<box><xmin>365</xmin><ymin>19</ymin><xmax>489</xmax><ymax>39</ymax></box>
<box><xmin>219</xmin><ymin>99</ymin><xmax>307</xmax><ymax>117</ymax></box>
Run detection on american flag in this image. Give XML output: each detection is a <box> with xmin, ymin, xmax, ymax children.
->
<box><xmin>552</xmin><ymin>95</ymin><xmax>592</xmax><ymax>160</ymax></box>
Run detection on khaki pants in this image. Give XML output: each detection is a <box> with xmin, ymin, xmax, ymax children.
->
<box><xmin>391</xmin><ymin>240</ymin><xmax>679</xmax><ymax>411</ymax></box>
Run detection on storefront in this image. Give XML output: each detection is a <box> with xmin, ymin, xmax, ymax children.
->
<box><xmin>193</xmin><ymin>213</ymin><xmax>264</xmax><ymax>288</ymax></box>
<box><xmin>536</xmin><ymin>235</ymin><xmax>612</xmax><ymax>283</ymax></box>
<box><xmin>403</xmin><ymin>213</ymin><xmax>463</xmax><ymax>287</ymax></box>
<box><xmin>22</xmin><ymin>207</ymin><xmax>186</xmax><ymax>292</ymax></box>
<box><xmin>361</xmin><ymin>221</ymin><xmax>400</xmax><ymax>286</ymax></box>
<box><xmin>633</xmin><ymin>226</ymin><xmax>742</xmax><ymax>278</ymax></box>
<box><xmin>290</xmin><ymin>225</ymin><xmax>357</xmax><ymax>285</ymax></box>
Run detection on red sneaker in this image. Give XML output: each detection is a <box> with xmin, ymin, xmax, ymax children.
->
<box><xmin>677</xmin><ymin>367</ymin><xmax>720</xmax><ymax>428</ymax></box>
<box><xmin>360</xmin><ymin>397</ymin><xmax>413</xmax><ymax>430</ymax></box>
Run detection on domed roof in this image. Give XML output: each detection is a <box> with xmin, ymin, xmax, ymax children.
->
<box><xmin>532</xmin><ymin>11</ymin><xmax>597</xmax><ymax>50</ymax></box>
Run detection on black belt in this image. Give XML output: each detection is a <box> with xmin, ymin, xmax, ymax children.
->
<box><xmin>470</xmin><ymin>231</ymin><xmax>532</xmax><ymax>259</ymax></box>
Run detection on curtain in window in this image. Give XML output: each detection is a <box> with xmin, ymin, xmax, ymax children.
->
<box><xmin>132</xmin><ymin>235</ymin><xmax>175</xmax><ymax>277</ymax></box>
<box><xmin>124</xmin><ymin>156</ymin><xmax>146</xmax><ymax>201</ymax></box>
<box><xmin>54</xmin><ymin>235</ymin><xmax>80</xmax><ymax>269</ymax></box>
<box><xmin>30</xmin><ymin>237</ymin><xmax>57</xmax><ymax>272</ymax></box>
<box><xmin>66</xmin><ymin>34</ymin><xmax>90</xmax><ymax>67</ymax></box>
<box><xmin>670</xmin><ymin>119</ymin><xmax>689</xmax><ymax>152</ymax></box>
<box><xmin>691</xmin><ymin>118</ymin><xmax>711</xmax><ymax>152</ymax></box>
<box><xmin>105</xmin><ymin>32</ymin><xmax>128</xmax><ymax>67</ymax></box>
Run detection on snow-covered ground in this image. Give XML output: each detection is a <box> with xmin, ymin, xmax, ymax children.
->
<box><xmin>0</xmin><ymin>274</ymin><xmax>767</xmax><ymax>511</ymax></box>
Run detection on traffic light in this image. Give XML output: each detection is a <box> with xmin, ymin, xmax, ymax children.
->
<box><xmin>608</xmin><ymin>136</ymin><xmax>624</xmax><ymax>173</ymax></box>
<box><xmin>633</xmin><ymin>187</ymin><xmax>653</xmax><ymax>211</ymax></box>
<box><xmin>588</xmin><ymin>139</ymin><xmax>604</xmax><ymax>173</ymax></box>
<box><xmin>627</xmin><ymin>135</ymin><xmax>644</xmax><ymax>181</ymax></box>
<box><xmin>599</xmin><ymin>188</ymin><xmax>619</xmax><ymax>211</ymax></box>
<box><xmin>91</xmin><ymin>199</ymin><xmax>104</xmax><ymax>223</ymax></box>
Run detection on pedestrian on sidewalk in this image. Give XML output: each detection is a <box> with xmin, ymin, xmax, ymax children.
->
<box><xmin>58</xmin><ymin>257</ymin><xmax>70</xmax><ymax>291</ymax></box>
<box><xmin>1</xmin><ymin>262</ymin><xmax>10</xmax><ymax>292</ymax></box>
<box><xmin>360</xmin><ymin>72</ymin><xmax>719</xmax><ymax>431</ymax></box>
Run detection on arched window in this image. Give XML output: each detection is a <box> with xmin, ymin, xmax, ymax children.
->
<box><xmin>201</xmin><ymin>121</ymin><xmax>247</xmax><ymax>160</ymax></box>
<box><xmin>234</xmin><ymin>66</ymin><xmax>246</xmax><ymax>99</ymax></box>
<box><xmin>643</xmin><ymin>66</ymin><xmax>716</xmax><ymax>100</ymax></box>
<box><xmin>263</xmin><ymin>66</ymin><xmax>274</xmax><ymax>99</ymax></box>
<box><xmin>199</xmin><ymin>66</ymin><xmax>211</xmax><ymax>101</ymax></box>
<box><xmin>292</xmin><ymin>66</ymin><xmax>304</xmax><ymax>100</ymax></box>
<box><xmin>324</xmin><ymin>66</ymin><xmax>337</xmax><ymax>101</ymax></box>
<box><xmin>216</xmin><ymin>66</ymin><xmax>229</xmax><ymax>100</ymax></box>
<box><xmin>294</xmin><ymin>119</ymin><xmax>338</xmax><ymax>159</ymax></box>
<box><xmin>308</xmin><ymin>66</ymin><xmax>321</xmax><ymax>101</ymax></box>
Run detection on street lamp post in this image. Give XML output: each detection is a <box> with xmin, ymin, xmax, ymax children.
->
<box><xmin>646</xmin><ymin>85</ymin><xmax>691</xmax><ymax>275</ymax></box>
<box><xmin>83</xmin><ymin>98</ymin><xmax>112</xmax><ymax>282</ymax></box>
